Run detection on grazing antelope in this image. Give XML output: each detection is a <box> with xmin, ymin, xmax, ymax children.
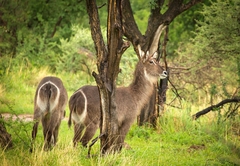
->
<box><xmin>31</xmin><ymin>76</ymin><xmax>68</xmax><ymax>150</ymax></box>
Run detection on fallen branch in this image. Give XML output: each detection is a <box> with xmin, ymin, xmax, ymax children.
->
<box><xmin>192</xmin><ymin>97</ymin><xmax>240</xmax><ymax>120</ymax></box>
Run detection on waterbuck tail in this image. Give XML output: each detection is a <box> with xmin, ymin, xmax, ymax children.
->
<box><xmin>68</xmin><ymin>103</ymin><xmax>76</xmax><ymax>128</ymax></box>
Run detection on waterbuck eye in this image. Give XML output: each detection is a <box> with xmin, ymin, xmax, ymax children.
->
<box><xmin>149</xmin><ymin>59</ymin><xmax>156</xmax><ymax>65</ymax></box>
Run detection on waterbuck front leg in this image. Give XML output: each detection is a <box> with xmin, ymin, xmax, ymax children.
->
<box><xmin>118</xmin><ymin>120</ymin><xmax>133</xmax><ymax>150</ymax></box>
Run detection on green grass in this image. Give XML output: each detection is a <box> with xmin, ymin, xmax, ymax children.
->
<box><xmin>0</xmin><ymin>61</ymin><xmax>240</xmax><ymax>166</ymax></box>
<box><xmin>1</xmin><ymin>111</ymin><xmax>240</xmax><ymax>166</ymax></box>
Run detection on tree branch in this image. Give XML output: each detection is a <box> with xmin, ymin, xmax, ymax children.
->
<box><xmin>192</xmin><ymin>98</ymin><xmax>240</xmax><ymax>120</ymax></box>
<box><xmin>86</xmin><ymin>0</ymin><xmax>108</xmax><ymax>84</ymax></box>
<box><xmin>121</xmin><ymin>0</ymin><xmax>144</xmax><ymax>56</ymax></box>
<box><xmin>51</xmin><ymin>16</ymin><xmax>63</xmax><ymax>38</ymax></box>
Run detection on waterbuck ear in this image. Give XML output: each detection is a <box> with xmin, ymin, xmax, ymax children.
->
<box><xmin>138</xmin><ymin>44</ymin><xmax>145</xmax><ymax>59</ymax></box>
<box><xmin>138</xmin><ymin>45</ymin><xmax>149</xmax><ymax>62</ymax></box>
<box><xmin>152</xmin><ymin>51</ymin><xmax>158</xmax><ymax>59</ymax></box>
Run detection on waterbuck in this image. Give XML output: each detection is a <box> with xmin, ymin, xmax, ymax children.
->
<box><xmin>68</xmin><ymin>43</ymin><xmax>167</xmax><ymax>147</ymax></box>
<box><xmin>31</xmin><ymin>76</ymin><xmax>68</xmax><ymax>150</ymax></box>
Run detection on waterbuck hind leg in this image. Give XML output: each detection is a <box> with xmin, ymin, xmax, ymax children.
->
<box><xmin>80</xmin><ymin>123</ymin><xmax>99</xmax><ymax>147</ymax></box>
<box><xmin>32</xmin><ymin>121</ymin><xmax>39</xmax><ymax>141</ymax></box>
<box><xmin>31</xmin><ymin>107</ymin><xmax>42</xmax><ymax>141</ymax></box>
<box><xmin>73</xmin><ymin>123</ymin><xmax>85</xmax><ymax>147</ymax></box>
<box><xmin>30</xmin><ymin>121</ymin><xmax>39</xmax><ymax>152</ymax></box>
<box><xmin>53</xmin><ymin>122</ymin><xmax>61</xmax><ymax>146</ymax></box>
<box><xmin>41</xmin><ymin>115</ymin><xmax>54</xmax><ymax>150</ymax></box>
<box><xmin>80</xmin><ymin>123</ymin><xmax>98</xmax><ymax>147</ymax></box>
<box><xmin>50</xmin><ymin>110</ymin><xmax>63</xmax><ymax>146</ymax></box>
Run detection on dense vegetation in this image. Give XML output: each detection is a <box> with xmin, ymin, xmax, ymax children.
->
<box><xmin>0</xmin><ymin>0</ymin><xmax>239</xmax><ymax>165</ymax></box>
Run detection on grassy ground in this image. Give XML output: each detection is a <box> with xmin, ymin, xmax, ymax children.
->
<box><xmin>0</xmin><ymin>67</ymin><xmax>240</xmax><ymax>166</ymax></box>
<box><xmin>1</xmin><ymin>109</ymin><xmax>240</xmax><ymax>166</ymax></box>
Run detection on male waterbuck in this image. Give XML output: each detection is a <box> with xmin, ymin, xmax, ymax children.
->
<box><xmin>68</xmin><ymin>41</ymin><xmax>167</xmax><ymax>148</ymax></box>
<box><xmin>31</xmin><ymin>76</ymin><xmax>68</xmax><ymax>150</ymax></box>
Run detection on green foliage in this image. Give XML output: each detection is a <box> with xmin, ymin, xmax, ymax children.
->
<box><xmin>170</xmin><ymin>0</ymin><xmax>240</xmax><ymax>108</ymax></box>
<box><xmin>0</xmin><ymin>0</ymin><xmax>85</xmax><ymax>68</ymax></box>
<box><xmin>118</xmin><ymin>46</ymin><xmax>138</xmax><ymax>86</ymax></box>
<box><xmin>131</xmin><ymin>0</ymin><xmax>151</xmax><ymax>33</ymax></box>
<box><xmin>193</xmin><ymin>0</ymin><xmax>240</xmax><ymax>59</ymax></box>
<box><xmin>56</xmin><ymin>26</ymin><xmax>96</xmax><ymax>74</ymax></box>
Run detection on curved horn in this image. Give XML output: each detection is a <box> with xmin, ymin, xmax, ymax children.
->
<box><xmin>149</xmin><ymin>24</ymin><xmax>166</xmax><ymax>56</ymax></box>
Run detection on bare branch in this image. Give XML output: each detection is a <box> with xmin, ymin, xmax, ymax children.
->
<box><xmin>86</xmin><ymin>0</ymin><xmax>107</xmax><ymax>61</ymax></box>
<box><xmin>192</xmin><ymin>97</ymin><xmax>240</xmax><ymax>120</ymax></box>
<box><xmin>183</xmin><ymin>0</ymin><xmax>203</xmax><ymax>11</ymax></box>
<box><xmin>121</xmin><ymin>0</ymin><xmax>144</xmax><ymax>55</ymax></box>
<box><xmin>98</xmin><ymin>3</ymin><xmax>106</xmax><ymax>9</ymax></box>
<box><xmin>51</xmin><ymin>16</ymin><xmax>62</xmax><ymax>38</ymax></box>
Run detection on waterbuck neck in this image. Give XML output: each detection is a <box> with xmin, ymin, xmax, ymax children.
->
<box><xmin>128</xmin><ymin>61</ymin><xmax>156</xmax><ymax>108</ymax></box>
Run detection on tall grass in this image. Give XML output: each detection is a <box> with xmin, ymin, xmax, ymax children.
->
<box><xmin>1</xmin><ymin>109</ymin><xmax>240</xmax><ymax>166</ymax></box>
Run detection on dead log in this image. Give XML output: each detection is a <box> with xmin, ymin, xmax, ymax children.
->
<box><xmin>192</xmin><ymin>98</ymin><xmax>240</xmax><ymax>120</ymax></box>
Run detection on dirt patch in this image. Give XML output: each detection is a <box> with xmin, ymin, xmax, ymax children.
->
<box><xmin>1</xmin><ymin>113</ymin><xmax>68</xmax><ymax>122</ymax></box>
<box><xmin>1</xmin><ymin>113</ymin><xmax>33</xmax><ymax>122</ymax></box>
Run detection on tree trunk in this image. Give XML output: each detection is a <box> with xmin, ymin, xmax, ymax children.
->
<box><xmin>86</xmin><ymin>0</ymin><xmax>129</xmax><ymax>154</ymax></box>
<box><xmin>0</xmin><ymin>114</ymin><xmax>13</xmax><ymax>150</ymax></box>
<box><xmin>99</xmin><ymin>0</ymin><xmax>122</xmax><ymax>153</ymax></box>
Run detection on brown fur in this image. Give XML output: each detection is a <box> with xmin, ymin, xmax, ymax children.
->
<box><xmin>68</xmin><ymin>55</ymin><xmax>167</xmax><ymax>147</ymax></box>
<box><xmin>31</xmin><ymin>76</ymin><xmax>68</xmax><ymax>150</ymax></box>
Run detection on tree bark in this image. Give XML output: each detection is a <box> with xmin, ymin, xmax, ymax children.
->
<box><xmin>0</xmin><ymin>114</ymin><xmax>13</xmax><ymax>150</ymax></box>
<box><xmin>99</xmin><ymin>0</ymin><xmax>129</xmax><ymax>153</ymax></box>
<box><xmin>192</xmin><ymin>98</ymin><xmax>240</xmax><ymax>120</ymax></box>
<box><xmin>86</xmin><ymin>0</ymin><xmax>129</xmax><ymax>154</ymax></box>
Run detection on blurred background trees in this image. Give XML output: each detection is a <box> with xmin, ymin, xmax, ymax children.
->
<box><xmin>0</xmin><ymin>0</ymin><xmax>239</xmax><ymax>117</ymax></box>
<box><xmin>170</xmin><ymin>0</ymin><xmax>240</xmax><ymax>112</ymax></box>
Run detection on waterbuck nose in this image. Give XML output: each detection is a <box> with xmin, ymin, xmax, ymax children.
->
<box><xmin>163</xmin><ymin>71</ymin><xmax>168</xmax><ymax>76</ymax></box>
<box><xmin>160</xmin><ymin>71</ymin><xmax>168</xmax><ymax>79</ymax></box>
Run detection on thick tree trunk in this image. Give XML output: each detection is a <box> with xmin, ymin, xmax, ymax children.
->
<box><xmin>0</xmin><ymin>114</ymin><xmax>13</xmax><ymax>149</ymax></box>
<box><xmin>100</xmin><ymin>0</ymin><xmax>122</xmax><ymax>153</ymax></box>
<box><xmin>86</xmin><ymin>0</ymin><xmax>129</xmax><ymax>154</ymax></box>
